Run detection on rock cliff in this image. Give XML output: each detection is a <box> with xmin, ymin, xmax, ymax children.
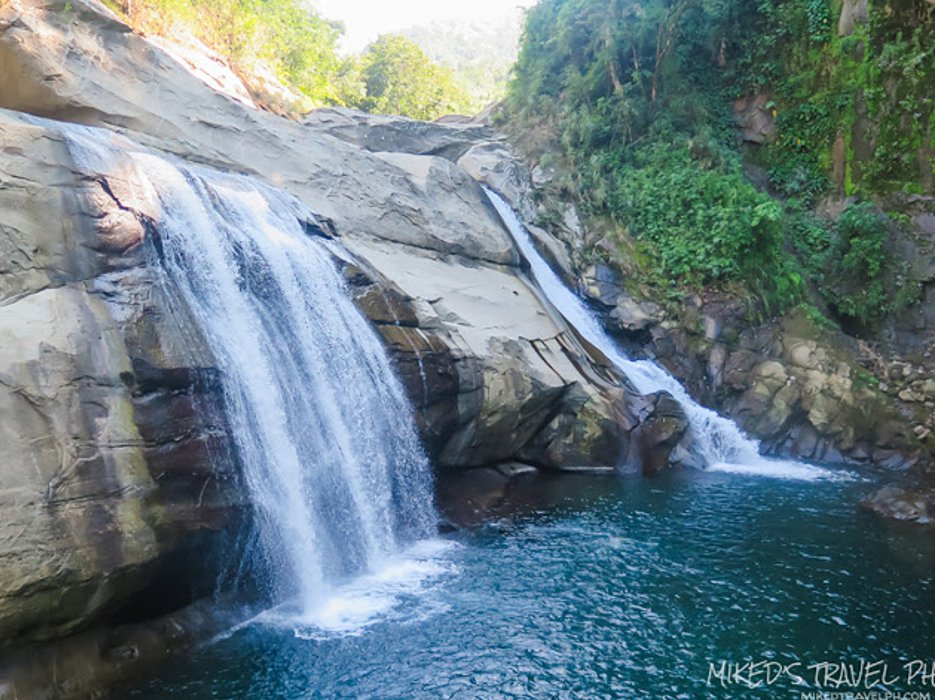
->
<box><xmin>3</xmin><ymin>0</ymin><xmax>932</xmax><ymax>696</ymax></box>
<box><xmin>0</xmin><ymin>0</ymin><xmax>697</xmax><ymax>693</ymax></box>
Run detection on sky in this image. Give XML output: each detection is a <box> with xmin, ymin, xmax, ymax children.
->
<box><xmin>312</xmin><ymin>0</ymin><xmax>539</xmax><ymax>52</ymax></box>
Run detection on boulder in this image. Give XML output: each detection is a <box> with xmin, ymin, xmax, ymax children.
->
<box><xmin>0</xmin><ymin>115</ymin><xmax>243</xmax><ymax>649</ymax></box>
<box><xmin>612</xmin><ymin>296</ymin><xmax>664</xmax><ymax>333</ymax></box>
<box><xmin>733</xmin><ymin>94</ymin><xmax>777</xmax><ymax>145</ymax></box>
<box><xmin>630</xmin><ymin>392</ymin><xmax>701</xmax><ymax>476</ymax></box>
<box><xmin>838</xmin><ymin>0</ymin><xmax>869</xmax><ymax>36</ymax></box>
<box><xmin>0</xmin><ymin>0</ymin><xmax>706</xmax><ymax>678</ymax></box>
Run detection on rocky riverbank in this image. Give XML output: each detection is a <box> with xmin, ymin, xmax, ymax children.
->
<box><xmin>0</xmin><ymin>0</ymin><xmax>932</xmax><ymax>697</ymax></box>
<box><xmin>0</xmin><ymin>0</ymin><xmax>699</xmax><ymax>695</ymax></box>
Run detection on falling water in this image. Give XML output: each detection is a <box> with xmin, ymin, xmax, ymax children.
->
<box><xmin>51</xmin><ymin>119</ymin><xmax>441</xmax><ymax>625</ymax></box>
<box><xmin>485</xmin><ymin>189</ymin><xmax>846</xmax><ymax>481</ymax></box>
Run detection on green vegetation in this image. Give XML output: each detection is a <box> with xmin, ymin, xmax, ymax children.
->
<box><xmin>507</xmin><ymin>0</ymin><xmax>802</xmax><ymax>311</ymax></box>
<box><xmin>732</xmin><ymin>0</ymin><xmax>935</xmax><ymax>198</ymax></box>
<box><xmin>615</xmin><ymin>142</ymin><xmax>785</xmax><ymax>288</ymax></box>
<box><xmin>355</xmin><ymin>36</ymin><xmax>471</xmax><ymax>120</ymax></box>
<box><xmin>833</xmin><ymin>204</ymin><xmax>897</xmax><ymax>325</ymax></box>
<box><xmin>402</xmin><ymin>17</ymin><xmax>524</xmax><ymax>112</ymax></box>
<box><xmin>112</xmin><ymin>0</ymin><xmax>349</xmax><ymax>105</ymax></box>
<box><xmin>791</xmin><ymin>203</ymin><xmax>918</xmax><ymax>327</ymax></box>
<box><xmin>106</xmin><ymin>0</ymin><xmax>470</xmax><ymax>119</ymax></box>
<box><xmin>507</xmin><ymin>0</ymin><xmax>933</xmax><ymax>329</ymax></box>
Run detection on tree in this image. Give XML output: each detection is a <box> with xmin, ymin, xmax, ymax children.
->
<box><xmin>356</xmin><ymin>35</ymin><xmax>470</xmax><ymax>120</ymax></box>
<box><xmin>109</xmin><ymin>0</ymin><xmax>355</xmax><ymax>107</ymax></box>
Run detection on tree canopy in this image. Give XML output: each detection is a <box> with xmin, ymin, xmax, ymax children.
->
<box><xmin>507</xmin><ymin>0</ymin><xmax>933</xmax><ymax>325</ymax></box>
<box><xmin>354</xmin><ymin>35</ymin><xmax>471</xmax><ymax>120</ymax></box>
<box><xmin>109</xmin><ymin>0</ymin><xmax>471</xmax><ymax>119</ymax></box>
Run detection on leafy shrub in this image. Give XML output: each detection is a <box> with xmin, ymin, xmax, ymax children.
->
<box><xmin>767</xmin><ymin>103</ymin><xmax>832</xmax><ymax>203</ymax></box>
<box><xmin>354</xmin><ymin>35</ymin><xmax>471</xmax><ymax>120</ymax></box>
<box><xmin>613</xmin><ymin>142</ymin><xmax>791</xmax><ymax>293</ymax></box>
<box><xmin>789</xmin><ymin>211</ymin><xmax>833</xmax><ymax>282</ymax></box>
<box><xmin>789</xmin><ymin>203</ymin><xmax>919</xmax><ymax>329</ymax></box>
<box><xmin>806</xmin><ymin>0</ymin><xmax>832</xmax><ymax>43</ymax></box>
<box><xmin>827</xmin><ymin>203</ymin><xmax>892</xmax><ymax>326</ymax></box>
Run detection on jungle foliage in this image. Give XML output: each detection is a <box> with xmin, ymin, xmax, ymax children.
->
<box><xmin>355</xmin><ymin>35</ymin><xmax>471</xmax><ymax>121</ymax></box>
<box><xmin>507</xmin><ymin>0</ymin><xmax>934</xmax><ymax>328</ymax></box>
<box><xmin>106</xmin><ymin>0</ymin><xmax>470</xmax><ymax>119</ymax></box>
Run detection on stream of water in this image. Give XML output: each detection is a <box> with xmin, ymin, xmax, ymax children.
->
<box><xmin>54</xmin><ymin>119</ymin><xmax>440</xmax><ymax>629</ymax></box>
<box><xmin>484</xmin><ymin>189</ymin><xmax>845</xmax><ymax>483</ymax></box>
<box><xmin>42</xmin><ymin>118</ymin><xmax>932</xmax><ymax>698</ymax></box>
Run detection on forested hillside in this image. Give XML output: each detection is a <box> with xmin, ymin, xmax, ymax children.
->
<box><xmin>506</xmin><ymin>0</ymin><xmax>934</xmax><ymax>332</ymax></box>
<box><xmin>101</xmin><ymin>0</ymin><xmax>470</xmax><ymax>118</ymax></box>
<box><xmin>402</xmin><ymin>16</ymin><xmax>524</xmax><ymax>112</ymax></box>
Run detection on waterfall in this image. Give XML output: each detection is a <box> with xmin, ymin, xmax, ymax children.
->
<box><xmin>51</xmin><ymin>119</ymin><xmax>440</xmax><ymax>624</ymax></box>
<box><xmin>485</xmin><ymin>189</ymin><xmax>845</xmax><ymax>481</ymax></box>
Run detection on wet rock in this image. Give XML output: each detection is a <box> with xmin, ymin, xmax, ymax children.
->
<box><xmin>733</xmin><ymin>94</ymin><xmax>777</xmax><ymax>145</ymax></box>
<box><xmin>0</xmin><ymin>595</ymin><xmax>254</xmax><ymax>700</ymax></box>
<box><xmin>583</xmin><ymin>264</ymin><xmax>623</xmax><ymax>308</ymax></box>
<box><xmin>351</xmin><ymin>285</ymin><xmax>420</xmax><ymax>327</ymax></box>
<box><xmin>861</xmin><ymin>486</ymin><xmax>933</xmax><ymax>525</ymax></box>
<box><xmin>632</xmin><ymin>392</ymin><xmax>695</xmax><ymax>476</ymax></box>
<box><xmin>612</xmin><ymin>296</ymin><xmax>663</xmax><ymax>332</ymax></box>
<box><xmin>518</xmin><ymin>222</ymin><xmax>578</xmax><ymax>287</ymax></box>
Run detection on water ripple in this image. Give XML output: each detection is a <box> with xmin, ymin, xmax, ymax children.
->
<box><xmin>130</xmin><ymin>474</ymin><xmax>935</xmax><ymax>700</ymax></box>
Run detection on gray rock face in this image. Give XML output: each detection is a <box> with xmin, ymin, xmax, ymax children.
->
<box><xmin>0</xmin><ymin>114</ymin><xmax>243</xmax><ymax>650</ymax></box>
<box><xmin>339</xmin><ymin>237</ymin><xmax>644</xmax><ymax>472</ymax></box>
<box><xmin>0</xmin><ymin>0</ymin><xmax>700</xmax><ymax>681</ymax></box>
<box><xmin>733</xmin><ymin>94</ymin><xmax>778</xmax><ymax>145</ymax></box>
<box><xmin>303</xmin><ymin>107</ymin><xmax>494</xmax><ymax>161</ymax></box>
<box><xmin>838</xmin><ymin>0</ymin><xmax>869</xmax><ymax>36</ymax></box>
<box><xmin>0</xmin><ymin>0</ymin><xmax>516</xmax><ymax>266</ymax></box>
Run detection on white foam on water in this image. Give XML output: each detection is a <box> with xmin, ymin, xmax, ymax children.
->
<box><xmin>50</xmin><ymin>117</ymin><xmax>440</xmax><ymax>619</ymax></box>
<box><xmin>705</xmin><ymin>460</ymin><xmax>854</xmax><ymax>482</ymax></box>
<box><xmin>258</xmin><ymin>539</ymin><xmax>458</xmax><ymax>640</ymax></box>
<box><xmin>484</xmin><ymin>189</ymin><xmax>850</xmax><ymax>484</ymax></box>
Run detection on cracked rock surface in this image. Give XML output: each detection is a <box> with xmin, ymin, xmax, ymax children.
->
<box><xmin>0</xmin><ymin>0</ymin><xmax>699</xmax><ymax>669</ymax></box>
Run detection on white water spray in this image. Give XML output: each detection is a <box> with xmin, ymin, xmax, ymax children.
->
<box><xmin>485</xmin><ymin>189</ymin><xmax>846</xmax><ymax>481</ymax></box>
<box><xmin>53</xmin><ymin>119</ymin><xmax>442</xmax><ymax>624</ymax></box>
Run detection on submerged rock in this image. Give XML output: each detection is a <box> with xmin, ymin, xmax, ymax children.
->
<box><xmin>861</xmin><ymin>486</ymin><xmax>934</xmax><ymax>525</ymax></box>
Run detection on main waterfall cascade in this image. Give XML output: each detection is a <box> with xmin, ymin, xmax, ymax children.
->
<box><xmin>52</xmin><ymin>119</ymin><xmax>447</xmax><ymax>632</ymax></box>
<box><xmin>484</xmin><ymin>189</ymin><xmax>845</xmax><ymax>482</ymax></box>
<box><xmin>36</xmin><ymin>112</ymin><xmax>845</xmax><ymax>642</ymax></box>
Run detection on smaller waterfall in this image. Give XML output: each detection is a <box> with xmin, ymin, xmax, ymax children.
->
<box><xmin>485</xmin><ymin>189</ymin><xmax>846</xmax><ymax>481</ymax></box>
<box><xmin>50</xmin><ymin>119</ymin><xmax>446</xmax><ymax>629</ymax></box>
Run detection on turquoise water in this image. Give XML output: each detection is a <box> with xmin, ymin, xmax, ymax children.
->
<box><xmin>129</xmin><ymin>472</ymin><xmax>935</xmax><ymax>699</ymax></box>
